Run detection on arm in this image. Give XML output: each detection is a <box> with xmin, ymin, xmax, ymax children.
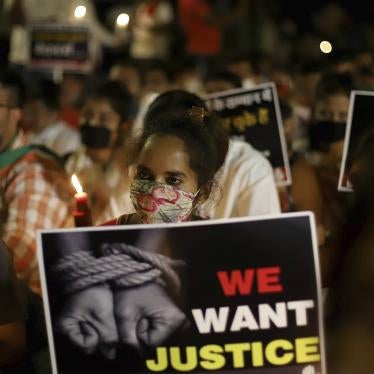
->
<box><xmin>2</xmin><ymin>160</ymin><xmax>74</xmax><ymax>293</ymax></box>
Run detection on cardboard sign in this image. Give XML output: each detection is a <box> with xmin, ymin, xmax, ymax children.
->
<box><xmin>30</xmin><ymin>23</ymin><xmax>92</xmax><ymax>72</ymax></box>
<box><xmin>204</xmin><ymin>84</ymin><xmax>291</xmax><ymax>186</ymax></box>
<box><xmin>37</xmin><ymin>213</ymin><xmax>325</xmax><ymax>373</ymax></box>
<box><xmin>338</xmin><ymin>91</ymin><xmax>374</xmax><ymax>191</ymax></box>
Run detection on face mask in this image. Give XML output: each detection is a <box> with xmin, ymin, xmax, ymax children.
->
<box><xmin>130</xmin><ymin>180</ymin><xmax>198</xmax><ymax>224</ymax></box>
<box><xmin>309</xmin><ymin>120</ymin><xmax>346</xmax><ymax>151</ymax></box>
<box><xmin>80</xmin><ymin>124</ymin><xmax>111</xmax><ymax>149</ymax></box>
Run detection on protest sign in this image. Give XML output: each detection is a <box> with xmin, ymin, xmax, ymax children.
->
<box><xmin>37</xmin><ymin>213</ymin><xmax>325</xmax><ymax>373</ymax></box>
<box><xmin>29</xmin><ymin>23</ymin><xmax>91</xmax><ymax>72</ymax></box>
<box><xmin>338</xmin><ymin>90</ymin><xmax>374</xmax><ymax>191</ymax></box>
<box><xmin>204</xmin><ymin>84</ymin><xmax>291</xmax><ymax>186</ymax></box>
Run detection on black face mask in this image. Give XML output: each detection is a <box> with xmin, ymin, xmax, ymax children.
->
<box><xmin>80</xmin><ymin>124</ymin><xmax>112</xmax><ymax>149</ymax></box>
<box><xmin>309</xmin><ymin>120</ymin><xmax>346</xmax><ymax>151</ymax></box>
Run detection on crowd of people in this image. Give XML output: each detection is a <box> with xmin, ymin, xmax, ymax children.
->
<box><xmin>1</xmin><ymin>0</ymin><xmax>374</xmax><ymax>373</ymax></box>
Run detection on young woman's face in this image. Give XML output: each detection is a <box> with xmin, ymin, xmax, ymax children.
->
<box><xmin>133</xmin><ymin>134</ymin><xmax>199</xmax><ymax>194</ymax></box>
<box><xmin>80</xmin><ymin>98</ymin><xmax>121</xmax><ymax>148</ymax></box>
<box><xmin>314</xmin><ymin>94</ymin><xmax>350</xmax><ymax>167</ymax></box>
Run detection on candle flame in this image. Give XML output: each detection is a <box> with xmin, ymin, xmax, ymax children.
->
<box><xmin>71</xmin><ymin>174</ymin><xmax>83</xmax><ymax>194</ymax></box>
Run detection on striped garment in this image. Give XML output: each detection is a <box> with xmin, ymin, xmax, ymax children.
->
<box><xmin>0</xmin><ymin>132</ymin><xmax>74</xmax><ymax>294</ymax></box>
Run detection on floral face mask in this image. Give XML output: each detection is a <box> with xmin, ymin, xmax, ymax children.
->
<box><xmin>130</xmin><ymin>180</ymin><xmax>198</xmax><ymax>224</ymax></box>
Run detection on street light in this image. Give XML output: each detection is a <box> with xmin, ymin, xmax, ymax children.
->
<box><xmin>320</xmin><ymin>41</ymin><xmax>332</xmax><ymax>54</ymax></box>
<box><xmin>116</xmin><ymin>13</ymin><xmax>130</xmax><ymax>28</ymax></box>
<box><xmin>74</xmin><ymin>5</ymin><xmax>87</xmax><ymax>19</ymax></box>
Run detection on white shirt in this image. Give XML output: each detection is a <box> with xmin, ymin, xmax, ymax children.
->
<box><xmin>27</xmin><ymin>121</ymin><xmax>80</xmax><ymax>157</ymax></box>
<box><xmin>199</xmin><ymin>139</ymin><xmax>281</xmax><ymax>219</ymax></box>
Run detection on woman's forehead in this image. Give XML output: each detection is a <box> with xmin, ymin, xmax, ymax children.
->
<box><xmin>138</xmin><ymin>135</ymin><xmax>195</xmax><ymax>175</ymax></box>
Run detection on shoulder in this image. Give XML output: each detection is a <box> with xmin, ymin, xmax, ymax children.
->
<box><xmin>228</xmin><ymin>140</ymin><xmax>269</xmax><ymax>164</ymax></box>
<box><xmin>226</xmin><ymin>139</ymin><xmax>273</xmax><ymax>175</ymax></box>
<box><xmin>6</xmin><ymin>149</ymin><xmax>64</xmax><ymax>179</ymax></box>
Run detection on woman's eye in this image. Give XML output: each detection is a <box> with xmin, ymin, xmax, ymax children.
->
<box><xmin>167</xmin><ymin>176</ymin><xmax>182</xmax><ymax>186</ymax></box>
<box><xmin>136</xmin><ymin>170</ymin><xmax>150</xmax><ymax>180</ymax></box>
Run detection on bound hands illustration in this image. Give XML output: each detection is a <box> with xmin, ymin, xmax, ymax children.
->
<box><xmin>56</xmin><ymin>282</ymin><xmax>186</xmax><ymax>359</ymax></box>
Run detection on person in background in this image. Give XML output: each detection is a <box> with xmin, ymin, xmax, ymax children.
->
<box><xmin>0</xmin><ymin>69</ymin><xmax>74</xmax><ymax>294</ymax></box>
<box><xmin>224</xmin><ymin>52</ymin><xmax>258</xmax><ymax>88</ymax></box>
<box><xmin>178</xmin><ymin>0</ymin><xmax>247</xmax><ymax>73</ymax></box>
<box><xmin>291</xmin><ymin>61</ymin><xmax>323</xmax><ymax>152</ymax></box>
<box><xmin>203</xmin><ymin>68</ymin><xmax>242</xmax><ymax>94</ymax></box>
<box><xmin>142</xmin><ymin>90</ymin><xmax>280</xmax><ymax>219</ymax></box>
<box><xmin>59</xmin><ymin>72</ymin><xmax>87</xmax><ymax>129</ymax></box>
<box><xmin>143</xmin><ymin>59</ymin><xmax>174</xmax><ymax>95</ymax></box>
<box><xmin>130</xmin><ymin>0</ymin><xmax>174</xmax><ymax>60</ymax></box>
<box><xmin>65</xmin><ymin>81</ymin><xmax>135</xmax><ymax>225</ymax></box>
<box><xmin>294</xmin><ymin>72</ymin><xmax>353</xmax><ymax>285</ymax></box>
<box><xmin>174</xmin><ymin>57</ymin><xmax>204</xmax><ymax>95</ymax></box>
<box><xmin>23</xmin><ymin>79</ymin><xmax>80</xmax><ymax>157</ymax></box>
<box><xmin>109</xmin><ymin>59</ymin><xmax>143</xmax><ymax>100</ymax></box>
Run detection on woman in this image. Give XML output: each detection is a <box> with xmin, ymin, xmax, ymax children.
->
<box><xmin>66</xmin><ymin>81</ymin><xmax>136</xmax><ymax>224</ymax></box>
<box><xmin>292</xmin><ymin>72</ymin><xmax>352</xmax><ymax>285</ymax></box>
<box><xmin>107</xmin><ymin>107</ymin><xmax>229</xmax><ymax>225</ymax></box>
<box><xmin>55</xmin><ymin>109</ymin><xmax>228</xmax><ymax>363</ymax></box>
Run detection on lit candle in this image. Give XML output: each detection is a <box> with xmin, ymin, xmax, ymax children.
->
<box><xmin>71</xmin><ymin>174</ymin><xmax>92</xmax><ymax>227</ymax></box>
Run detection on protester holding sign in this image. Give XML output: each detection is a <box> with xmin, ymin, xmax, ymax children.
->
<box><xmin>297</xmin><ymin>72</ymin><xmax>353</xmax><ymax>284</ymax></box>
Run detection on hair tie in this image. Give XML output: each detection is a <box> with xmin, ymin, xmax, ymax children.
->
<box><xmin>187</xmin><ymin>106</ymin><xmax>209</xmax><ymax>123</ymax></box>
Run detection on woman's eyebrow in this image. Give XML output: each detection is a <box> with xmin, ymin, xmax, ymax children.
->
<box><xmin>137</xmin><ymin>164</ymin><xmax>151</xmax><ymax>171</ymax></box>
<box><xmin>165</xmin><ymin>171</ymin><xmax>187</xmax><ymax>178</ymax></box>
